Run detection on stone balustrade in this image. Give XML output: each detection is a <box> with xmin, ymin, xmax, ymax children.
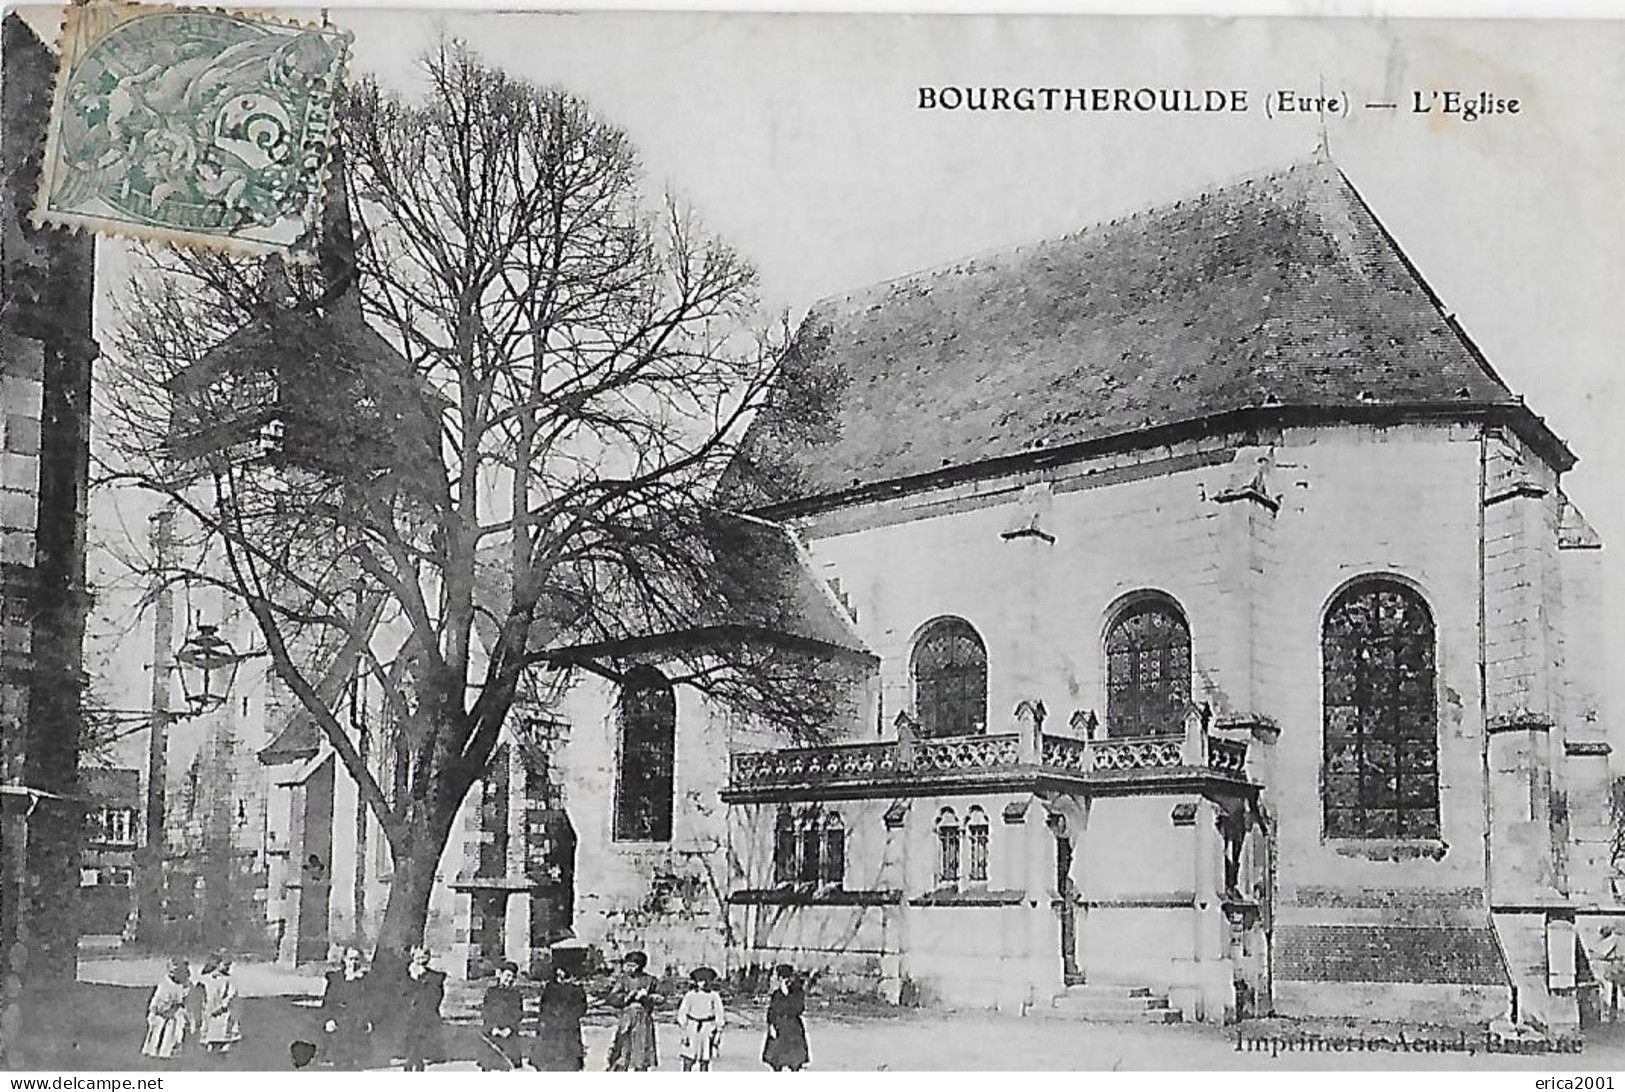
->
<box><xmin>727</xmin><ymin>724</ymin><xmax>1251</xmax><ymax>793</ymax></box>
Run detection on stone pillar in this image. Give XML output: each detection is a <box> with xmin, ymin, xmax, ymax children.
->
<box><xmin>1171</xmin><ymin>797</ymin><xmax>1233</xmax><ymax>1023</ymax></box>
<box><xmin>1210</xmin><ymin>448</ymin><xmax>1278</xmax><ymax>724</ymax></box>
<box><xmin>1556</xmin><ymin>498</ymin><xmax>1610</xmax><ymax>900</ymax></box>
<box><xmin>1000</xmin><ymin>483</ymin><xmax>1055</xmax><ymax>727</ymax></box>
<box><xmin>1015</xmin><ymin>701</ymin><xmax>1045</xmax><ymax>764</ymax></box>
<box><xmin>1483</xmin><ymin>447</ymin><xmax>1566</xmax><ymax>902</ymax></box>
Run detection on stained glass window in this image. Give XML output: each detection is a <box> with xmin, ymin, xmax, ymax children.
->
<box><xmin>1322</xmin><ymin>579</ymin><xmax>1439</xmax><ymax>839</ymax></box>
<box><xmin>613</xmin><ymin>666</ymin><xmax>675</xmax><ymax>842</ymax></box>
<box><xmin>912</xmin><ymin>617</ymin><xmax>988</xmax><ymax>737</ymax></box>
<box><xmin>1105</xmin><ymin>598</ymin><xmax>1191</xmax><ymax>737</ymax></box>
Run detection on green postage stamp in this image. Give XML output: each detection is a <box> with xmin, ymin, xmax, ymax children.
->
<box><xmin>32</xmin><ymin>3</ymin><xmax>351</xmax><ymax>254</ymax></box>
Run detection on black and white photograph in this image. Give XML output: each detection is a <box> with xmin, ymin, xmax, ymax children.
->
<box><xmin>2</xmin><ymin>1</ymin><xmax>1624</xmax><ymax>1073</ymax></box>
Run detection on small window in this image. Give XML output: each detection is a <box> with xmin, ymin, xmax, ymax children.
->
<box><xmin>773</xmin><ymin>807</ymin><xmax>846</xmax><ymax>888</ymax></box>
<box><xmin>773</xmin><ymin>808</ymin><xmax>797</xmax><ymax>885</ymax></box>
<box><xmin>966</xmin><ymin>807</ymin><xmax>990</xmax><ymax>884</ymax></box>
<box><xmin>101</xmin><ymin>808</ymin><xmax>134</xmax><ymax>845</ymax></box>
<box><xmin>820</xmin><ymin>813</ymin><xmax>846</xmax><ymax>887</ymax></box>
<box><xmin>936</xmin><ymin>809</ymin><xmax>961</xmax><ymax>886</ymax></box>
<box><xmin>796</xmin><ymin>812</ymin><xmax>821</xmax><ymax>884</ymax></box>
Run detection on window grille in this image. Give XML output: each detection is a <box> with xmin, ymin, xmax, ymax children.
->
<box><xmin>912</xmin><ymin>617</ymin><xmax>988</xmax><ymax>737</ymax></box>
<box><xmin>1322</xmin><ymin>579</ymin><xmax>1440</xmax><ymax>839</ymax></box>
<box><xmin>1105</xmin><ymin>598</ymin><xmax>1191</xmax><ymax>737</ymax></box>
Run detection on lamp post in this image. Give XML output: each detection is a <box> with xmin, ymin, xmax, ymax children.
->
<box><xmin>134</xmin><ymin>526</ymin><xmax>248</xmax><ymax>947</ymax></box>
<box><xmin>175</xmin><ymin>624</ymin><xmax>242</xmax><ymax>717</ymax></box>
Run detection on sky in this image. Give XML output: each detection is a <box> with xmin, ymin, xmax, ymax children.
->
<box><xmin>24</xmin><ymin>8</ymin><xmax>1622</xmax><ymax>769</ymax></box>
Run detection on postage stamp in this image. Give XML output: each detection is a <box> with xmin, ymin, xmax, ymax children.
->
<box><xmin>31</xmin><ymin>3</ymin><xmax>350</xmax><ymax>255</ymax></box>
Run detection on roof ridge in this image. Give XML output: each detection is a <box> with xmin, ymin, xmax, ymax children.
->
<box><xmin>812</xmin><ymin>156</ymin><xmax>1334</xmax><ymax>316</ymax></box>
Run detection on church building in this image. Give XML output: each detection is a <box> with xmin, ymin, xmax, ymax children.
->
<box><xmin>503</xmin><ymin>159</ymin><xmax>1613</xmax><ymax>1032</ymax></box>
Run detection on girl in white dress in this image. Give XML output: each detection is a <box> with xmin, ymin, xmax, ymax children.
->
<box><xmin>198</xmin><ymin>954</ymin><xmax>241</xmax><ymax>1053</ymax></box>
<box><xmin>677</xmin><ymin>967</ymin><xmax>726</xmax><ymax>1071</ymax></box>
<box><xmin>140</xmin><ymin>958</ymin><xmax>193</xmax><ymax>1060</ymax></box>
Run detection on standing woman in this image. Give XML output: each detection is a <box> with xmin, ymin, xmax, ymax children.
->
<box><xmin>605</xmin><ymin>951</ymin><xmax>660</xmax><ymax>1071</ymax></box>
<box><xmin>140</xmin><ymin>958</ymin><xmax>193</xmax><ymax>1061</ymax></box>
<box><xmin>398</xmin><ymin>946</ymin><xmax>447</xmax><ymax>1071</ymax></box>
<box><xmin>198</xmin><ymin>953</ymin><xmax>241</xmax><ymax>1054</ymax></box>
<box><xmin>532</xmin><ymin>962</ymin><xmax>589</xmax><ymax>1072</ymax></box>
<box><xmin>761</xmin><ymin>964</ymin><xmax>809</xmax><ymax>1073</ymax></box>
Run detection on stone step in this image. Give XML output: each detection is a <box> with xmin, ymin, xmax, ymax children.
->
<box><xmin>1057</xmin><ymin>984</ymin><xmax>1154</xmax><ymax>999</ymax></box>
<box><xmin>1032</xmin><ymin>1003</ymin><xmax>1185</xmax><ymax>1024</ymax></box>
<box><xmin>1043</xmin><ymin>984</ymin><xmax>1183</xmax><ymax>1024</ymax></box>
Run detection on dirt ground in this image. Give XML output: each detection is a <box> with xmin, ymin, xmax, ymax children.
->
<box><xmin>9</xmin><ymin>953</ymin><xmax>1625</xmax><ymax>1072</ymax></box>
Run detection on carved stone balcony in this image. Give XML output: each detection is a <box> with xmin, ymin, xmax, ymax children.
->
<box><xmin>724</xmin><ymin>715</ymin><xmax>1254</xmax><ymax>803</ymax></box>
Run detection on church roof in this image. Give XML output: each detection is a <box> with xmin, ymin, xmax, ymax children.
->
<box><xmin>538</xmin><ymin>512</ymin><xmax>872</xmax><ymax>664</ymax></box>
<box><xmin>731</xmin><ymin>160</ymin><xmax>1572</xmax><ymax>513</ymax></box>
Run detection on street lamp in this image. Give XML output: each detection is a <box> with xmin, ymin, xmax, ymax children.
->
<box><xmin>173</xmin><ymin>624</ymin><xmax>242</xmax><ymax>716</ymax></box>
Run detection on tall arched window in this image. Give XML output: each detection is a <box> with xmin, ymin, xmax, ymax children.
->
<box><xmin>1105</xmin><ymin>596</ymin><xmax>1191</xmax><ymax>737</ymax></box>
<box><xmin>613</xmin><ymin>666</ymin><xmax>676</xmax><ymax>842</ymax></box>
<box><xmin>1322</xmin><ymin>579</ymin><xmax>1439</xmax><ymax>839</ymax></box>
<box><xmin>912</xmin><ymin>617</ymin><xmax>988</xmax><ymax>738</ymax></box>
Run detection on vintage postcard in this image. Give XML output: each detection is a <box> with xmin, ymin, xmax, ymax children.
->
<box><xmin>2</xmin><ymin>1</ymin><xmax>1624</xmax><ymax>1076</ymax></box>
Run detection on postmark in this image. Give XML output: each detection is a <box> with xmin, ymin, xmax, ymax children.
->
<box><xmin>32</xmin><ymin>3</ymin><xmax>351</xmax><ymax>255</ymax></box>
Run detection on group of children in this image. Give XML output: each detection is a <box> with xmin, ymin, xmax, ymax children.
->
<box><xmin>140</xmin><ymin>954</ymin><xmax>241</xmax><ymax>1061</ymax></box>
<box><xmin>482</xmin><ymin>950</ymin><xmax>810</xmax><ymax>1073</ymax></box>
<box><xmin>143</xmin><ymin>945</ymin><xmax>811</xmax><ymax>1072</ymax></box>
<box><xmin>313</xmin><ymin>945</ymin><xmax>449</xmax><ymax>1070</ymax></box>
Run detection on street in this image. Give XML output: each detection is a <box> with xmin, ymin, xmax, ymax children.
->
<box><xmin>9</xmin><ymin>954</ymin><xmax>1618</xmax><ymax>1072</ymax></box>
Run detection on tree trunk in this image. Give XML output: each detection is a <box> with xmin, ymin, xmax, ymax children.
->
<box><xmin>371</xmin><ymin>804</ymin><xmax>459</xmax><ymax>982</ymax></box>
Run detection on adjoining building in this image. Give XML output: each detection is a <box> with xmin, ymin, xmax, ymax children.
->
<box><xmin>1</xmin><ymin>11</ymin><xmax>98</xmax><ymax>1055</ymax></box>
<box><xmin>79</xmin><ymin>768</ymin><xmax>139</xmax><ymax>937</ymax></box>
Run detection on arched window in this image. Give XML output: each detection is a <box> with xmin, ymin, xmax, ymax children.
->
<box><xmin>1105</xmin><ymin>597</ymin><xmax>1191</xmax><ymax>737</ymax></box>
<box><xmin>1322</xmin><ymin>579</ymin><xmax>1439</xmax><ymax>839</ymax></box>
<box><xmin>773</xmin><ymin>808</ymin><xmax>797</xmax><ymax>885</ymax></box>
<box><xmin>820</xmin><ymin>813</ymin><xmax>846</xmax><ymax>887</ymax></box>
<box><xmin>912</xmin><ymin>617</ymin><xmax>988</xmax><ymax>738</ymax></box>
<box><xmin>966</xmin><ymin>806</ymin><xmax>990</xmax><ymax>884</ymax></box>
<box><xmin>936</xmin><ymin>808</ymin><xmax>961</xmax><ymax>886</ymax></box>
<box><xmin>796</xmin><ymin>811</ymin><xmax>821</xmax><ymax>884</ymax></box>
<box><xmin>772</xmin><ymin>808</ymin><xmax>846</xmax><ymax>887</ymax></box>
<box><xmin>613</xmin><ymin>666</ymin><xmax>675</xmax><ymax>842</ymax></box>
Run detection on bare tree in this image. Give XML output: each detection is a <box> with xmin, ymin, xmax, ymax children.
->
<box><xmin>100</xmin><ymin>40</ymin><xmax>853</xmax><ymax>963</ymax></box>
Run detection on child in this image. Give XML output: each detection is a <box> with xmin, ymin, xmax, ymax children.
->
<box><xmin>198</xmin><ymin>953</ymin><xmax>241</xmax><ymax>1054</ymax></box>
<box><xmin>606</xmin><ymin>950</ymin><xmax>659</xmax><ymax>1071</ymax></box>
<box><xmin>141</xmin><ymin>957</ymin><xmax>193</xmax><ymax>1060</ymax></box>
<box><xmin>320</xmin><ymin>947</ymin><xmax>372</xmax><ymax>1069</ymax></box>
<box><xmin>398</xmin><ymin>946</ymin><xmax>447</xmax><ymax>1072</ymax></box>
<box><xmin>677</xmin><ymin>967</ymin><xmax>726</xmax><ymax>1071</ymax></box>
<box><xmin>761</xmin><ymin>964</ymin><xmax>808</xmax><ymax>1072</ymax></box>
<box><xmin>479</xmin><ymin>960</ymin><xmax>525</xmax><ymax>1070</ymax></box>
